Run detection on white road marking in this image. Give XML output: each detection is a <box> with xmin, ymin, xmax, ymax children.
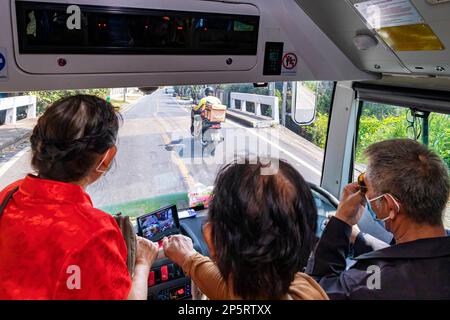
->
<box><xmin>227</xmin><ymin>120</ymin><xmax>322</xmax><ymax>177</ymax></box>
<box><xmin>169</xmin><ymin>96</ymin><xmax>190</xmax><ymax>114</ymax></box>
<box><xmin>120</xmin><ymin>104</ymin><xmax>132</xmax><ymax>113</ymax></box>
<box><xmin>121</xmin><ymin>102</ymin><xmax>136</xmax><ymax>114</ymax></box>
<box><xmin>151</xmin><ymin>94</ymin><xmax>198</xmax><ymax>190</ymax></box>
<box><xmin>169</xmin><ymin>94</ymin><xmax>321</xmax><ymax>177</ymax></box>
<box><xmin>120</xmin><ymin>94</ymin><xmax>150</xmax><ymax>114</ymax></box>
<box><xmin>0</xmin><ymin>147</ymin><xmax>31</xmax><ymax>178</ymax></box>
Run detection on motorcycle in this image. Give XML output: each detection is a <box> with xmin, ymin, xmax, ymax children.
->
<box><xmin>191</xmin><ymin>107</ymin><xmax>224</xmax><ymax>156</ymax></box>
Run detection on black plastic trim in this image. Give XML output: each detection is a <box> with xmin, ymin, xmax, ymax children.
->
<box><xmin>353</xmin><ymin>82</ymin><xmax>450</xmax><ymax>115</ymax></box>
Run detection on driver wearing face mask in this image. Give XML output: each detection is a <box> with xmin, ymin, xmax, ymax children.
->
<box><xmin>306</xmin><ymin>139</ymin><xmax>450</xmax><ymax>300</ymax></box>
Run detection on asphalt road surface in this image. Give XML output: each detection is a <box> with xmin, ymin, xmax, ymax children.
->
<box><xmin>0</xmin><ymin>89</ymin><xmax>324</xmax><ymax>208</ymax></box>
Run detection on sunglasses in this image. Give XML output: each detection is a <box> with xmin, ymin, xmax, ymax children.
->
<box><xmin>357</xmin><ymin>172</ymin><xmax>368</xmax><ymax>195</ymax></box>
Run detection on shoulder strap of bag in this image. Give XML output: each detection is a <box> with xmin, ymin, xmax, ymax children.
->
<box><xmin>113</xmin><ymin>212</ymin><xmax>137</xmax><ymax>276</ymax></box>
<box><xmin>0</xmin><ymin>186</ymin><xmax>19</xmax><ymax>219</ymax></box>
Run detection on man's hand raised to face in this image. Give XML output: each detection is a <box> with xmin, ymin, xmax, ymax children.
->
<box><xmin>335</xmin><ymin>183</ymin><xmax>366</xmax><ymax>226</ymax></box>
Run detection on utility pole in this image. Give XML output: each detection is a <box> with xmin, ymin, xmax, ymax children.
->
<box><xmin>281</xmin><ymin>82</ymin><xmax>287</xmax><ymax>126</ymax></box>
<box><xmin>268</xmin><ymin>82</ymin><xmax>276</xmax><ymax>96</ymax></box>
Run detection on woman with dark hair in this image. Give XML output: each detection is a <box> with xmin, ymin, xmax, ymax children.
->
<box><xmin>0</xmin><ymin>95</ymin><xmax>158</xmax><ymax>300</ymax></box>
<box><xmin>163</xmin><ymin>158</ymin><xmax>328</xmax><ymax>300</ymax></box>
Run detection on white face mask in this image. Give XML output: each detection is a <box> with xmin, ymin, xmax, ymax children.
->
<box><xmin>96</xmin><ymin>150</ymin><xmax>110</xmax><ymax>174</ymax></box>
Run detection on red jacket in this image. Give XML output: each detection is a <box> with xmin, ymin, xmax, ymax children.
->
<box><xmin>0</xmin><ymin>175</ymin><xmax>131</xmax><ymax>300</ymax></box>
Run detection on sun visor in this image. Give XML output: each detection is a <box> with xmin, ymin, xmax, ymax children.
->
<box><xmin>377</xmin><ymin>23</ymin><xmax>444</xmax><ymax>51</ymax></box>
<box><xmin>354</xmin><ymin>0</ymin><xmax>445</xmax><ymax>51</ymax></box>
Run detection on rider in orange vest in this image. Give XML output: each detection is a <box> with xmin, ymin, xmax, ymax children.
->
<box><xmin>191</xmin><ymin>87</ymin><xmax>222</xmax><ymax>135</ymax></box>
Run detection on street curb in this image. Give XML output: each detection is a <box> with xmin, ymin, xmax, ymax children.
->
<box><xmin>0</xmin><ymin>131</ymin><xmax>32</xmax><ymax>152</ymax></box>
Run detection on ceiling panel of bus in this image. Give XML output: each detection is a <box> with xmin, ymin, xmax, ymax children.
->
<box><xmin>0</xmin><ymin>0</ymin><xmax>374</xmax><ymax>91</ymax></box>
<box><xmin>296</xmin><ymin>0</ymin><xmax>450</xmax><ymax>79</ymax></box>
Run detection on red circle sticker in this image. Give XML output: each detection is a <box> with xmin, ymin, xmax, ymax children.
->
<box><xmin>282</xmin><ymin>52</ymin><xmax>298</xmax><ymax>70</ymax></box>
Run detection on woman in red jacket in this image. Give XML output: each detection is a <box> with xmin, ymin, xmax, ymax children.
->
<box><xmin>0</xmin><ymin>95</ymin><xmax>158</xmax><ymax>300</ymax></box>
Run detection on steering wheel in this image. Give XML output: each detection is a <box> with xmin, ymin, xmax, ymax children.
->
<box><xmin>308</xmin><ymin>182</ymin><xmax>339</xmax><ymax>208</ymax></box>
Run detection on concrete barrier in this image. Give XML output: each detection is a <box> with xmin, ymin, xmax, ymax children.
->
<box><xmin>230</xmin><ymin>92</ymin><xmax>279</xmax><ymax>122</ymax></box>
<box><xmin>0</xmin><ymin>95</ymin><xmax>36</xmax><ymax>125</ymax></box>
<box><xmin>227</xmin><ymin>92</ymin><xmax>279</xmax><ymax>128</ymax></box>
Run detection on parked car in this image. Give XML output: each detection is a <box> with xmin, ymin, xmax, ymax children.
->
<box><xmin>165</xmin><ymin>87</ymin><xmax>175</xmax><ymax>95</ymax></box>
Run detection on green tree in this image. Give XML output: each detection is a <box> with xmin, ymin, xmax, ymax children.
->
<box><xmin>355</xmin><ymin>109</ymin><xmax>449</xmax><ymax>168</ymax></box>
<box><xmin>361</xmin><ymin>102</ymin><xmax>400</xmax><ymax>118</ymax></box>
<box><xmin>428</xmin><ymin>113</ymin><xmax>450</xmax><ymax>168</ymax></box>
<box><xmin>26</xmin><ymin>89</ymin><xmax>109</xmax><ymax>116</ymax></box>
<box><xmin>305</xmin><ymin>112</ymin><xmax>329</xmax><ymax>148</ymax></box>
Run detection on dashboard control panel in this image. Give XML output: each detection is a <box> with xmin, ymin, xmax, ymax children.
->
<box><xmin>151</xmin><ymin>282</ymin><xmax>192</xmax><ymax>301</ymax></box>
<box><xmin>144</xmin><ymin>185</ymin><xmax>339</xmax><ymax>300</ymax></box>
<box><xmin>145</xmin><ymin>215</ymin><xmax>207</xmax><ymax>300</ymax></box>
<box><xmin>148</xmin><ymin>263</ymin><xmax>184</xmax><ymax>287</ymax></box>
<box><xmin>147</xmin><ymin>269</ymin><xmax>193</xmax><ymax>300</ymax></box>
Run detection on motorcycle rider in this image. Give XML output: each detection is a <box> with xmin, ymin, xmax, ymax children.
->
<box><xmin>190</xmin><ymin>87</ymin><xmax>222</xmax><ymax>136</ymax></box>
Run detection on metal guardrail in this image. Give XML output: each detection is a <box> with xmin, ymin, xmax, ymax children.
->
<box><xmin>0</xmin><ymin>95</ymin><xmax>36</xmax><ymax>125</ymax></box>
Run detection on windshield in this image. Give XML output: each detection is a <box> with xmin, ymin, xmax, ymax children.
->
<box><xmin>0</xmin><ymin>83</ymin><xmax>333</xmax><ymax>217</ymax></box>
<box><xmin>354</xmin><ymin>100</ymin><xmax>450</xmax><ymax>229</ymax></box>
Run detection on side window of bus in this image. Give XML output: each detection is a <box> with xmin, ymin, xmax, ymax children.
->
<box><xmin>354</xmin><ymin>101</ymin><xmax>450</xmax><ymax>229</ymax></box>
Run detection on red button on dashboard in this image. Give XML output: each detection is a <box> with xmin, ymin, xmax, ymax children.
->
<box><xmin>148</xmin><ymin>271</ymin><xmax>155</xmax><ymax>286</ymax></box>
<box><xmin>161</xmin><ymin>266</ymin><xmax>168</xmax><ymax>281</ymax></box>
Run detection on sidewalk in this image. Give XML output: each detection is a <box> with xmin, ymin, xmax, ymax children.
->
<box><xmin>0</xmin><ymin>118</ymin><xmax>37</xmax><ymax>151</ymax></box>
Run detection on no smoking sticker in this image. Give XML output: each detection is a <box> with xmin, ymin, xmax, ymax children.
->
<box><xmin>282</xmin><ymin>52</ymin><xmax>298</xmax><ymax>76</ymax></box>
<box><xmin>0</xmin><ymin>54</ymin><xmax>5</xmax><ymax>71</ymax></box>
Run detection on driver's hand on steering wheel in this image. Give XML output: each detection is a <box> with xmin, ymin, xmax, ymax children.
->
<box><xmin>162</xmin><ymin>235</ymin><xmax>197</xmax><ymax>267</ymax></box>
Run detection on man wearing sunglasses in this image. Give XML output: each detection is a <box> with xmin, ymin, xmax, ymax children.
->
<box><xmin>306</xmin><ymin>139</ymin><xmax>450</xmax><ymax>299</ymax></box>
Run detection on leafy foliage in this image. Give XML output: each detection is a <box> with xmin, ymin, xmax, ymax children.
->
<box><xmin>427</xmin><ymin>113</ymin><xmax>450</xmax><ymax>168</ymax></box>
<box><xmin>25</xmin><ymin>89</ymin><xmax>109</xmax><ymax>115</ymax></box>
<box><xmin>307</xmin><ymin>108</ymin><xmax>449</xmax><ymax>168</ymax></box>
<box><xmin>304</xmin><ymin>112</ymin><xmax>329</xmax><ymax>148</ymax></box>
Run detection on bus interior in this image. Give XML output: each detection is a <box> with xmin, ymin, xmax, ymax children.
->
<box><xmin>0</xmin><ymin>0</ymin><xmax>449</xmax><ymax>300</ymax></box>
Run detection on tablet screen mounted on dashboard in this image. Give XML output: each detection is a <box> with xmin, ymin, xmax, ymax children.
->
<box><xmin>137</xmin><ymin>205</ymin><xmax>180</xmax><ymax>242</ymax></box>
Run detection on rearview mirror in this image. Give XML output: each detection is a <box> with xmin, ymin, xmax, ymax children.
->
<box><xmin>139</xmin><ymin>86</ymin><xmax>159</xmax><ymax>95</ymax></box>
<box><xmin>291</xmin><ymin>82</ymin><xmax>317</xmax><ymax>125</ymax></box>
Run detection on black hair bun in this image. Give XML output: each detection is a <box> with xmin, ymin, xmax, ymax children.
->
<box><xmin>30</xmin><ymin>94</ymin><xmax>121</xmax><ymax>182</ymax></box>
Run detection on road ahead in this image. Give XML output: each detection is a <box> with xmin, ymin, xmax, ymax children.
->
<box><xmin>0</xmin><ymin>90</ymin><xmax>324</xmax><ymax>208</ymax></box>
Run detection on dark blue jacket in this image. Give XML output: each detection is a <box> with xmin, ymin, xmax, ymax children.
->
<box><xmin>306</xmin><ymin>217</ymin><xmax>450</xmax><ymax>299</ymax></box>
